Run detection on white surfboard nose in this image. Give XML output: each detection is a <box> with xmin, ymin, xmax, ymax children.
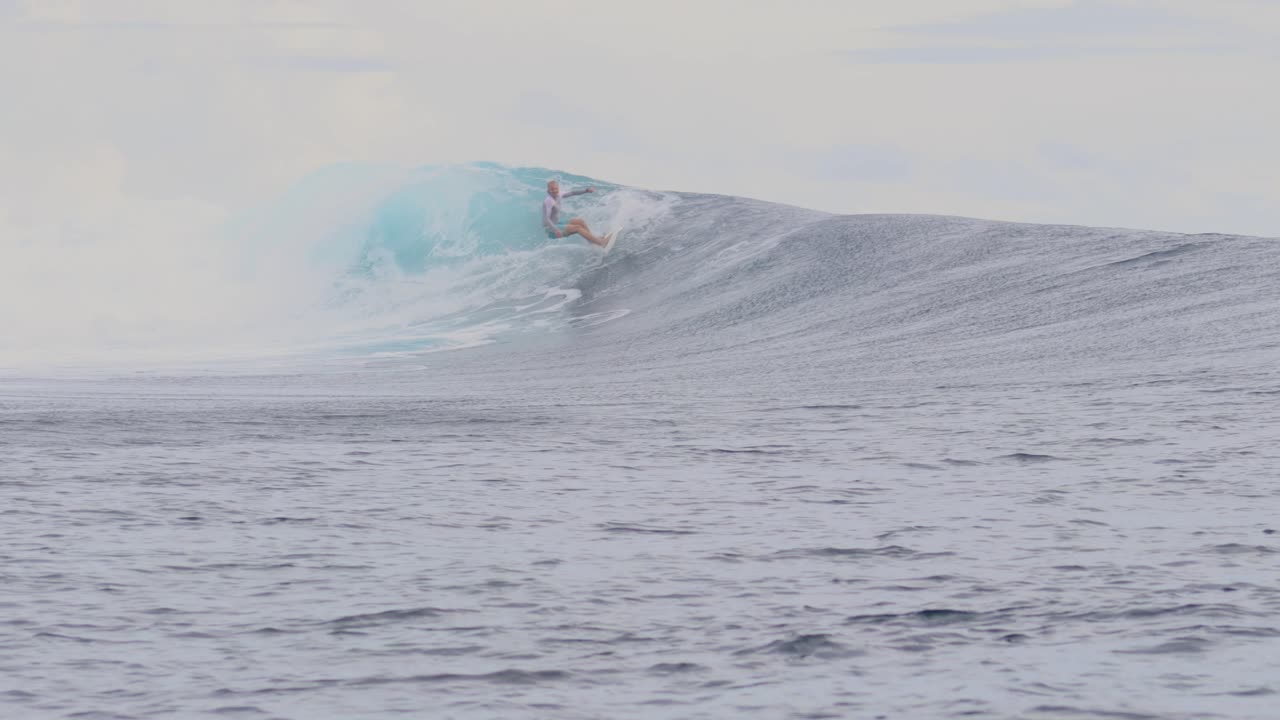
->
<box><xmin>604</xmin><ymin>225</ymin><xmax>623</xmax><ymax>253</ymax></box>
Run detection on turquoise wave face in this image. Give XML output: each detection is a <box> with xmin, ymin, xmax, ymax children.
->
<box><xmin>212</xmin><ymin>161</ymin><xmax>644</xmax><ymax>362</ymax></box>
<box><xmin>228</xmin><ymin>161</ymin><xmax>614</xmax><ymax>275</ymax></box>
<box><xmin>348</xmin><ymin>162</ymin><xmax>614</xmax><ymax>275</ymax></box>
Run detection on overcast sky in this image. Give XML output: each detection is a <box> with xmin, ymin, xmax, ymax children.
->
<box><xmin>2</xmin><ymin>0</ymin><xmax>1278</xmax><ymax>241</ymax></box>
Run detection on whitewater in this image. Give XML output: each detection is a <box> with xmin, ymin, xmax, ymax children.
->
<box><xmin>3</xmin><ymin>163</ymin><xmax>1280</xmax><ymax>719</ymax></box>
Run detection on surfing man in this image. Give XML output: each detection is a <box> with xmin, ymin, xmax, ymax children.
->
<box><xmin>543</xmin><ymin>180</ymin><xmax>611</xmax><ymax>248</ymax></box>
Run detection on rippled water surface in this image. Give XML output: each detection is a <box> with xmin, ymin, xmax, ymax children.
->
<box><xmin>5</xmin><ymin>364</ymin><xmax>1280</xmax><ymax>720</ymax></box>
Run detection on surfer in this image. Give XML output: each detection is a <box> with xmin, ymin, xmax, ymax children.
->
<box><xmin>543</xmin><ymin>180</ymin><xmax>611</xmax><ymax>248</ymax></box>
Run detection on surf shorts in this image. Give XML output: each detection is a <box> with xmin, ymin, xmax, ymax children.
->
<box><xmin>546</xmin><ymin>223</ymin><xmax>568</xmax><ymax>239</ymax></box>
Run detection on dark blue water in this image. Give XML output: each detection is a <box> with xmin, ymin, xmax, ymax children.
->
<box><xmin>3</xmin><ymin>165</ymin><xmax>1280</xmax><ymax>719</ymax></box>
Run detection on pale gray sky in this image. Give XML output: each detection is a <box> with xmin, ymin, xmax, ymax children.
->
<box><xmin>2</xmin><ymin>0</ymin><xmax>1278</xmax><ymax>242</ymax></box>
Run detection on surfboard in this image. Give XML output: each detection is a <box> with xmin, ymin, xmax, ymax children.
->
<box><xmin>604</xmin><ymin>225</ymin><xmax>623</xmax><ymax>253</ymax></box>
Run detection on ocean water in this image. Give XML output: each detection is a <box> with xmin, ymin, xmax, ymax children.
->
<box><xmin>3</xmin><ymin>163</ymin><xmax>1280</xmax><ymax>719</ymax></box>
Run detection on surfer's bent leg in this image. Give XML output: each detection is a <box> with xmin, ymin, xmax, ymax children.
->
<box><xmin>566</xmin><ymin>218</ymin><xmax>607</xmax><ymax>248</ymax></box>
